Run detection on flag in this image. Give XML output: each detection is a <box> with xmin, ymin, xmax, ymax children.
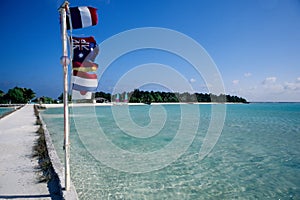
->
<box><xmin>73</xmin><ymin>61</ymin><xmax>98</xmax><ymax>72</ymax></box>
<box><xmin>67</xmin><ymin>6</ymin><xmax>98</xmax><ymax>30</ymax></box>
<box><xmin>72</xmin><ymin>71</ymin><xmax>98</xmax><ymax>92</ymax></box>
<box><xmin>72</xmin><ymin>36</ymin><xmax>97</xmax><ymax>63</ymax></box>
<box><xmin>71</xmin><ymin>36</ymin><xmax>99</xmax><ymax>100</ymax></box>
<box><xmin>115</xmin><ymin>93</ymin><xmax>120</xmax><ymax>102</ymax></box>
<box><xmin>72</xmin><ymin>90</ymin><xmax>92</xmax><ymax>100</ymax></box>
<box><xmin>124</xmin><ymin>93</ymin><xmax>128</xmax><ymax>103</ymax></box>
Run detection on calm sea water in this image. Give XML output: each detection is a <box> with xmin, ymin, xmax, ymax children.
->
<box><xmin>0</xmin><ymin>107</ymin><xmax>13</xmax><ymax>117</ymax></box>
<box><xmin>41</xmin><ymin>103</ymin><xmax>300</xmax><ymax>199</ymax></box>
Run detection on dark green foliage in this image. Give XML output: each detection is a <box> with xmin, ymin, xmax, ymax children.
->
<box><xmin>95</xmin><ymin>91</ymin><xmax>111</xmax><ymax>101</ymax></box>
<box><xmin>32</xmin><ymin>96</ymin><xmax>57</xmax><ymax>104</ymax></box>
<box><xmin>226</xmin><ymin>95</ymin><xmax>248</xmax><ymax>103</ymax></box>
<box><xmin>0</xmin><ymin>86</ymin><xmax>247</xmax><ymax>104</ymax></box>
<box><xmin>102</xmin><ymin>89</ymin><xmax>248</xmax><ymax>104</ymax></box>
<box><xmin>0</xmin><ymin>87</ymin><xmax>36</xmax><ymax>104</ymax></box>
<box><xmin>23</xmin><ymin>88</ymin><xmax>35</xmax><ymax>101</ymax></box>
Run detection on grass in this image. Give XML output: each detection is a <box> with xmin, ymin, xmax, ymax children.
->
<box><xmin>32</xmin><ymin>105</ymin><xmax>64</xmax><ymax>199</ymax></box>
<box><xmin>32</xmin><ymin>105</ymin><xmax>52</xmax><ymax>183</ymax></box>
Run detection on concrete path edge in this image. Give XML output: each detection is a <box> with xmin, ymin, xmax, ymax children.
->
<box><xmin>38</xmin><ymin>112</ymin><xmax>78</xmax><ymax>200</ymax></box>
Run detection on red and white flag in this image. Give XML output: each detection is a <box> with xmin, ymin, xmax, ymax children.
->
<box><xmin>72</xmin><ymin>71</ymin><xmax>98</xmax><ymax>92</ymax></box>
<box><xmin>67</xmin><ymin>6</ymin><xmax>98</xmax><ymax>30</ymax></box>
<box><xmin>71</xmin><ymin>36</ymin><xmax>99</xmax><ymax>100</ymax></box>
<box><xmin>73</xmin><ymin>61</ymin><xmax>98</xmax><ymax>72</ymax></box>
<box><xmin>71</xmin><ymin>90</ymin><xmax>93</xmax><ymax>100</ymax></box>
<box><xmin>71</xmin><ymin>71</ymin><xmax>98</xmax><ymax>100</ymax></box>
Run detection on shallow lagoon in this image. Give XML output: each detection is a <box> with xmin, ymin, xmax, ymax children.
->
<box><xmin>0</xmin><ymin>107</ymin><xmax>14</xmax><ymax>117</ymax></box>
<box><xmin>42</xmin><ymin>103</ymin><xmax>300</xmax><ymax>199</ymax></box>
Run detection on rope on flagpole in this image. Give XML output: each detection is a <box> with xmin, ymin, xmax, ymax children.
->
<box><xmin>66</xmin><ymin>3</ymin><xmax>74</xmax><ymax>101</ymax></box>
<box><xmin>66</xmin><ymin>4</ymin><xmax>74</xmax><ymax>66</ymax></box>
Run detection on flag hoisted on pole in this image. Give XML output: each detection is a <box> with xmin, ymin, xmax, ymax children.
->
<box><xmin>59</xmin><ymin>0</ymin><xmax>99</xmax><ymax>191</ymax></box>
<box><xmin>71</xmin><ymin>36</ymin><xmax>99</xmax><ymax>99</ymax></box>
<box><xmin>59</xmin><ymin>1</ymin><xmax>71</xmax><ymax>191</ymax></box>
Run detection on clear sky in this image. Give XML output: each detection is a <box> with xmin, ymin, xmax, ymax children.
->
<box><xmin>1</xmin><ymin>0</ymin><xmax>299</xmax><ymax>102</ymax></box>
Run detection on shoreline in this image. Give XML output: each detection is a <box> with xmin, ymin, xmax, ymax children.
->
<box><xmin>0</xmin><ymin>104</ymin><xmax>25</xmax><ymax>107</ymax></box>
<box><xmin>0</xmin><ymin>105</ymin><xmax>23</xmax><ymax>120</ymax></box>
<box><xmin>36</xmin><ymin>106</ymin><xmax>78</xmax><ymax>199</ymax></box>
<box><xmin>41</xmin><ymin>102</ymin><xmax>246</xmax><ymax>108</ymax></box>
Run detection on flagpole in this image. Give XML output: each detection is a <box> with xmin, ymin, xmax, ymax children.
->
<box><xmin>59</xmin><ymin>1</ymin><xmax>71</xmax><ymax>191</ymax></box>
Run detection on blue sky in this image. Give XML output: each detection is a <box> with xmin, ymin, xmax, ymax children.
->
<box><xmin>1</xmin><ymin>0</ymin><xmax>299</xmax><ymax>102</ymax></box>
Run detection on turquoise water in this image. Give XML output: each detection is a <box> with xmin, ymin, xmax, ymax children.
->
<box><xmin>41</xmin><ymin>103</ymin><xmax>300</xmax><ymax>199</ymax></box>
<box><xmin>0</xmin><ymin>107</ymin><xmax>14</xmax><ymax>117</ymax></box>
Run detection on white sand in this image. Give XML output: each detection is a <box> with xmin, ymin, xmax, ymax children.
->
<box><xmin>0</xmin><ymin>104</ymin><xmax>51</xmax><ymax>199</ymax></box>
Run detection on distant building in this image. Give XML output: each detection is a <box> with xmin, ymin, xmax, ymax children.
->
<box><xmin>95</xmin><ymin>97</ymin><xmax>109</xmax><ymax>103</ymax></box>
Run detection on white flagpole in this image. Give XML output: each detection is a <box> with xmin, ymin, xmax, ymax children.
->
<box><xmin>59</xmin><ymin>1</ymin><xmax>71</xmax><ymax>191</ymax></box>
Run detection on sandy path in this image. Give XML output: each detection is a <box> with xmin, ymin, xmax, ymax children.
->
<box><xmin>0</xmin><ymin>104</ymin><xmax>51</xmax><ymax>199</ymax></box>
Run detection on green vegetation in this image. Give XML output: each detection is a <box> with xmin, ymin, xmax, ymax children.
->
<box><xmin>0</xmin><ymin>87</ymin><xmax>35</xmax><ymax>104</ymax></box>
<box><xmin>33</xmin><ymin>105</ymin><xmax>63</xmax><ymax>198</ymax></box>
<box><xmin>95</xmin><ymin>89</ymin><xmax>248</xmax><ymax>104</ymax></box>
<box><xmin>1</xmin><ymin>86</ymin><xmax>248</xmax><ymax>104</ymax></box>
<box><xmin>0</xmin><ymin>87</ymin><xmax>61</xmax><ymax>104</ymax></box>
<box><xmin>95</xmin><ymin>91</ymin><xmax>111</xmax><ymax>101</ymax></box>
<box><xmin>33</xmin><ymin>96</ymin><xmax>57</xmax><ymax>104</ymax></box>
<box><xmin>33</xmin><ymin>105</ymin><xmax>51</xmax><ymax>182</ymax></box>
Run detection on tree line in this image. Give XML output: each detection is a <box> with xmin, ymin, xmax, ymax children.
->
<box><xmin>0</xmin><ymin>87</ymin><xmax>36</xmax><ymax>104</ymax></box>
<box><xmin>96</xmin><ymin>89</ymin><xmax>248</xmax><ymax>103</ymax></box>
<box><xmin>0</xmin><ymin>87</ymin><xmax>59</xmax><ymax>104</ymax></box>
<box><xmin>0</xmin><ymin>87</ymin><xmax>248</xmax><ymax>104</ymax></box>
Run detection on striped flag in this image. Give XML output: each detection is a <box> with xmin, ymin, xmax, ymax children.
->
<box><xmin>72</xmin><ymin>71</ymin><xmax>98</xmax><ymax>92</ymax></box>
<box><xmin>72</xmin><ymin>90</ymin><xmax>92</xmax><ymax>100</ymax></box>
<box><xmin>67</xmin><ymin>6</ymin><xmax>98</xmax><ymax>30</ymax></box>
<box><xmin>71</xmin><ymin>36</ymin><xmax>99</xmax><ymax>100</ymax></box>
<box><xmin>73</xmin><ymin>61</ymin><xmax>98</xmax><ymax>72</ymax></box>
